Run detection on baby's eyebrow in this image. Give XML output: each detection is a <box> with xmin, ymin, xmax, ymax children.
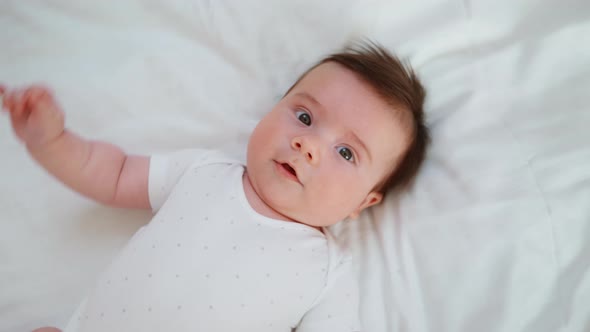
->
<box><xmin>294</xmin><ymin>92</ymin><xmax>324</xmax><ymax>112</ymax></box>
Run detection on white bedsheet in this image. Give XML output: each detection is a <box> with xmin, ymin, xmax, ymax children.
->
<box><xmin>1</xmin><ymin>1</ymin><xmax>589</xmax><ymax>331</ymax></box>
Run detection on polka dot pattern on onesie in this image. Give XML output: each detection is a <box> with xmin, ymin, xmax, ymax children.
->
<box><xmin>75</xmin><ymin>155</ymin><xmax>358</xmax><ymax>331</ymax></box>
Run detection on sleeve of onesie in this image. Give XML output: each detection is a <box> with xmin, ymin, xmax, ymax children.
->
<box><xmin>295</xmin><ymin>257</ymin><xmax>362</xmax><ymax>332</ymax></box>
<box><xmin>148</xmin><ymin>148</ymin><xmax>214</xmax><ymax>212</ymax></box>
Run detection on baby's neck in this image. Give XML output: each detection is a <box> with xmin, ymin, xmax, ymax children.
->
<box><xmin>241</xmin><ymin>171</ymin><xmax>323</xmax><ymax>234</ymax></box>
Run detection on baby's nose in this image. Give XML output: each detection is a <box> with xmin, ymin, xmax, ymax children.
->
<box><xmin>291</xmin><ymin>136</ymin><xmax>319</xmax><ymax>165</ymax></box>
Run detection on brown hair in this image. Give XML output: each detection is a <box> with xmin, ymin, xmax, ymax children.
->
<box><xmin>286</xmin><ymin>40</ymin><xmax>430</xmax><ymax>194</ymax></box>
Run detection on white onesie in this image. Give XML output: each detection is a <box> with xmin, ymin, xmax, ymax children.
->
<box><xmin>64</xmin><ymin>149</ymin><xmax>361</xmax><ymax>332</ymax></box>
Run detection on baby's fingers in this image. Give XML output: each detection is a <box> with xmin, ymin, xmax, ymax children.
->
<box><xmin>2</xmin><ymin>89</ymin><xmax>18</xmax><ymax>113</ymax></box>
<box><xmin>1</xmin><ymin>87</ymin><xmax>12</xmax><ymax>111</ymax></box>
<box><xmin>1</xmin><ymin>88</ymin><xmax>24</xmax><ymax>114</ymax></box>
<box><xmin>0</xmin><ymin>85</ymin><xmax>5</xmax><ymax>113</ymax></box>
<box><xmin>9</xmin><ymin>89</ymin><xmax>28</xmax><ymax>116</ymax></box>
<box><xmin>25</xmin><ymin>86</ymin><xmax>53</xmax><ymax>109</ymax></box>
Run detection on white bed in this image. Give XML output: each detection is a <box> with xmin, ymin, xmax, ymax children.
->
<box><xmin>1</xmin><ymin>1</ymin><xmax>589</xmax><ymax>331</ymax></box>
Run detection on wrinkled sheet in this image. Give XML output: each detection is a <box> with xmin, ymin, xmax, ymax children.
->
<box><xmin>0</xmin><ymin>1</ymin><xmax>589</xmax><ymax>331</ymax></box>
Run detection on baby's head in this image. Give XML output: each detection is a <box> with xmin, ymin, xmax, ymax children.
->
<box><xmin>246</xmin><ymin>41</ymin><xmax>429</xmax><ymax>227</ymax></box>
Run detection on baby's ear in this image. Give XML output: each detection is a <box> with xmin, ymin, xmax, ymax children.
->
<box><xmin>348</xmin><ymin>191</ymin><xmax>383</xmax><ymax>219</ymax></box>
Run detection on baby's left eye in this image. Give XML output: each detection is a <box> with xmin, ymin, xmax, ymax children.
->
<box><xmin>295</xmin><ymin>110</ymin><xmax>312</xmax><ymax>126</ymax></box>
<box><xmin>338</xmin><ymin>147</ymin><xmax>354</xmax><ymax>162</ymax></box>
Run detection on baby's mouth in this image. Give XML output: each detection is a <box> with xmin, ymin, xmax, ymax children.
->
<box><xmin>281</xmin><ymin>163</ymin><xmax>297</xmax><ymax>177</ymax></box>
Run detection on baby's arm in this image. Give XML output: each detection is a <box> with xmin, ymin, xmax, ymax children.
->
<box><xmin>32</xmin><ymin>327</ymin><xmax>62</xmax><ymax>332</ymax></box>
<box><xmin>1</xmin><ymin>84</ymin><xmax>150</xmax><ymax>209</ymax></box>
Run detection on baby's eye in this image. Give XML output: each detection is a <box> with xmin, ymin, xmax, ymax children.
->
<box><xmin>338</xmin><ymin>146</ymin><xmax>355</xmax><ymax>162</ymax></box>
<box><xmin>295</xmin><ymin>110</ymin><xmax>312</xmax><ymax>126</ymax></box>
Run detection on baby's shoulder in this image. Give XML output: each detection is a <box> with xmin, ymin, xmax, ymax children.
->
<box><xmin>157</xmin><ymin>148</ymin><xmax>244</xmax><ymax>173</ymax></box>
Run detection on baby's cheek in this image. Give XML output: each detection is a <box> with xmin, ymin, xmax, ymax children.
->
<box><xmin>314</xmin><ymin>180</ymin><xmax>353</xmax><ymax>208</ymax></box>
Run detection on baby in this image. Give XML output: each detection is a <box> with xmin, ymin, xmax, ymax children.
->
<box><xmin>1</xmin><ymin>41</ymin><xmax>429</xmax><ymax>332</ymax></box>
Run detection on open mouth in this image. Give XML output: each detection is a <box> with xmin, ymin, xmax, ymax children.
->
<box><xmin>281</xmin><ymin>163</ymin><xmax>297</xmax><ymax>177</ymax></box>
<box><xmin>275</xmin><ymin>161</ymin><xmax>300</xmax><ymax>183</ymax></box>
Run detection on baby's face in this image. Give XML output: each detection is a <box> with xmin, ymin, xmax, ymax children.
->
<box><xmin>246</xmin><ymin>62</ymin><xmax>408</xmax><ymax>227</ymax></box>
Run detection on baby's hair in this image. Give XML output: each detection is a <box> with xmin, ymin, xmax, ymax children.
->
<box><xmin>285</xmin><ymin>40</ymin><xmax>430</xmax><ymax>194</ymax></box>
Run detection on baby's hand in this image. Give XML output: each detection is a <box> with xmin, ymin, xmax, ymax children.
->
<box><xmin>1</xmin><ymin>84</ymin><xmax>65</xmax><ymax>148</ymax></box>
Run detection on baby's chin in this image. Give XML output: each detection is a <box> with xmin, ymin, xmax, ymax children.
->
<box><xmin>287</xmin><ymin>210</ymin><xmax>344</xmax><ymax>229</ymax></box>
<box><xmin>287</xmin><ymin>217</ymin><xmax>327</xmax><ymax>233</ymax></box>
<box><xmin>256</xmin><ymin>195</ymin><xmax>322</xmax><ymax>228</ymax></box>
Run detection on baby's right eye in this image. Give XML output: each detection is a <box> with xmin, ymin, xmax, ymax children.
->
<box><xmin>295</xmin><ymin>110</ymin><xmax>312</xmax><ymax>126</ymax></box>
